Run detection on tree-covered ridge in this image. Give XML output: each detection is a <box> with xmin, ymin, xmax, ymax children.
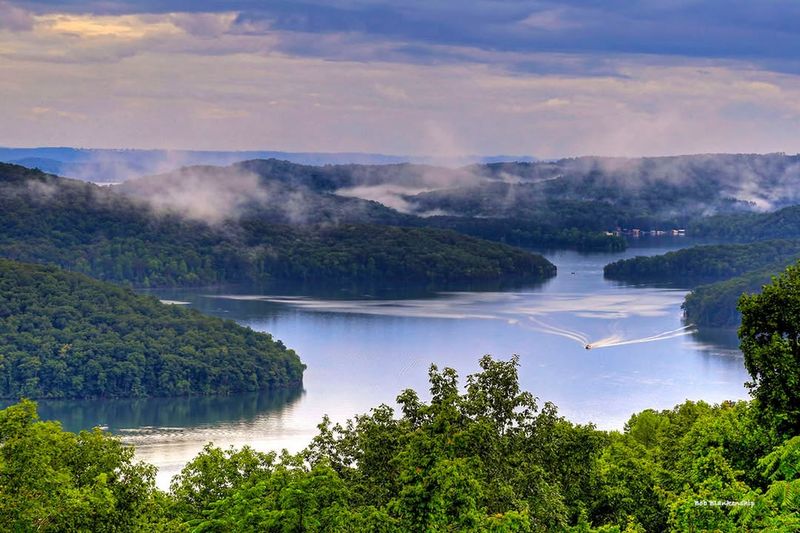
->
<box><xmin>0</xmin><ymin>259</ymin><xmax>304</xmax><ymax>399</ymax></box>
<box><xmin>604</xmin><ymin>240</ymin><xmax>800</xmax><ymax>285</ymax></box>
<box><xmin>0</xmin><ymin>163</ymin><xmax>555</xmax><ymax>287</ymax></box>
<box><xmin>239</xmin><ymin>221</ymin><xmax>557</xmax><ymax>283</ymax></box>
<box><xmin>424</xmin><ymin>215</ymin><xmax>626</xmax><ymax>252</ymax></box>
<box><xmin>231</xmin><ymin>155</ymin><xmax>800</xmax><ymax>228</ymax></box>
<box><xmin>688</xmin><ymin>204</ymin><xmax>800</xmax><ymax>242</ymax></box>
<box><xmin>121</xmin><ymin>160</ymin><xmax>624</xmax><ymax>252</ymax></box>
<box><xmin>602</xmin><ymin>240</ymin><xmax>800</xmax><ymax>327</ymax></box>
<box><xmin>405</xmin><ymin>154</ymin><xmax>800</xmax><ymax>229</ymax></box>
<box><xmin>682</xmin><ymin>265</ymin><xmax>787</xmax><ymax>328</ymax></box>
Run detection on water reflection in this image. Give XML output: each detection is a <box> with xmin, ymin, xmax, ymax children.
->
<box><xmin>25</xmin><ymin>387</ymin><xmax>304</xmax><ymax>434</ymax></box>
<box><xmin>690</xmin><ymin>327</ymin><xmax>742</xmax><ymax>357</ymax></box>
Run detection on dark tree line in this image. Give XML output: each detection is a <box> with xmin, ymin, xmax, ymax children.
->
<box><xmin>0</xmin><ymin>259</ymin><xmax>305</xmax><ymax>399</ymax></box>
<box><xmin>604</xmin><ymin>240</ymin><xmax>800</xmax><ymax>285</ymax></box>
<box><xmin>604</xmin><ymin>240</ymin><xmax>800</xmax><ymax>327</ymax></box>
<box><xmin>0</xmin><ymin>163</ymin><xmax>556</xmax><ymax>288</ymax></box>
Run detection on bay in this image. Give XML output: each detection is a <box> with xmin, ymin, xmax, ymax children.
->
<box><xmin>32</xmin><ymin>241</ymin><xmax>749</xmax><ymax>488</ymax></box>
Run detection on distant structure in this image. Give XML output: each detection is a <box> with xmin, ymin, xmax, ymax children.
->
<box><xmin>610</xmin><ymin>227</ymin><xmax>686</xmax><ymax>237</ymax></box>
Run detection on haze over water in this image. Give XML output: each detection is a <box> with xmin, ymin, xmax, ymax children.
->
<box><xmin>32</xmin><ymin>242</ymin><xmax>749</xmax><ymax>488</ymax></box>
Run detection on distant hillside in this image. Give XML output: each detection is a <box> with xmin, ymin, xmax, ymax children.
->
<box><xmin>21</xmin><ymin>152</ymin><xmax>800</xmax><ymax>254</ymax></box>
<box><xmin>603</xmin><ymin>239</ymin><xmax>800</xmax><ymax>327</ymax></box>
<box><xmin>688</xmin><ymin>205</ymin><xmax>800</xmax><ymax>242</ymax></box>
<box><xmin>7</xmin><ymin>152</ymin><xmax>800</xmax><ymax>232</ymax></box>
<box><xmin>0</xmin><ymin>258</ymin><xmax>305</xmax><ymax>399</ymax></box>
<box><xmin>683</xmin><ymin>265</ymin><xmax>789</xmax><ymax>328</ymax></box>
<box><xmin>406</xmin><ymin>153</ymin><xmax>800</xmax><ymax>229</ymax></box>
<box><xmin>0</xmin><ymin>147</ymin><xmax>415</xmax><ymax>182</ymax></box>
<box><xmin>0</xmin><ymin>147</ymin><xmax>535</xmax><ymax>183</ymax></box>
<box><xmin>604</xmin><ymin>240</ymin><xmax>800</xmax><ymax>286</ymax></box>
<box><xmin>117</xmin><ymin>161</ymin><xmax>417</xmax><ymax>226</ymax></box>
<box><xmin>0</xmin><ymin>163</ymin><xmax>556</xmax><ymax>287</ymax></box>
<box><xmin>121</xmin><ymin>159</ymin><xmax>624</xmax><ymax>251</ymax></box>
<box><xmin>210</xmin><ymin>154</ymin><xmax>800</xmax><ymax>239</ymax></box>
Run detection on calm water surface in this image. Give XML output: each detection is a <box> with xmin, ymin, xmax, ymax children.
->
<box><xmin>35</xmin><ymin>242</ymin><xmax>749</xmax><ymax>487</ymax></box>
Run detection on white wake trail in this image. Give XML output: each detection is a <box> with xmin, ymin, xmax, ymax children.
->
<box><xmin>526</xmin><ymin>316</ymin><xmax>589</xmax><ymax>346</ymax></box>
<box><xmin>588</xmin><ymin>325</ymin><xmax>695</xmax><ymax>349</ymax></box>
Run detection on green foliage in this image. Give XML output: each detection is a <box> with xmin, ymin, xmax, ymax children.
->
<box><xmin>739</xmin><ymin>263</ymin><xmax>800</xmax><ymax>433</ymax></box>
<box><xmin>0</xmin><ymin>400</ymin><xmax>168</xmax><ymax>532</ymax></box>
<box><xmin>168</xmin><ymin>356</ymin><xmax>603</xmax><ymax>531</ymax></box>
<box><xmin>164</xmin><ymin>356</ymin><xmax>800</xmax><ymax>532</ymax></box>
<box><xmin>161</xmin><ymin>357</ymin><xmax>798</xmax><ymax>532</ymax></box>
<box><xmin>604</xmin><ymin>240</ymin><xmax>800</xmax><ymax>286</ymax></box>
<box><xmin>689</xmin><ymin>204</ymin><xmax>800</xmax><ymax>243</ymax></box>
<box><xmin>0</xmin><ymin>163</ymin><xmax>556</xmax><ymax>287</ymax></box>
<box><xmin>0</xmin><ymin>258</ymin><xmax>304</xmax><ymax>398</ymax></box>
<box><xmin>2</xmin><ymin>353</ymin><xmax>800</xmax><ymax>531</ymax></box>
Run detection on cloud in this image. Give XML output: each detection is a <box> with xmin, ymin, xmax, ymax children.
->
<box><xmin>0</xmin><ymin>1</ymin><xmax>34</xmax><ymax>31</ymax></box>
<box><xmin>29</xmin><ymin>105</ymin><xmax>86</xmax><ymax>120</ymax></box>
<box><xmin>518</xmin><ymin>8</ymin><xmax>582</xmax><ymax>31</ymax></box>
<box><xmin>1</xmin><ymin>2</ymin><xmax>799</xmax><ymax>156</ymax></box>
<box><xmin>14</xmin><ymin>1</ymin><xmax>800</xmax><ymax>74</ymax></box>
<box><xmin>119</xmin><ymin>166</ymin><xmax>270</xmax><ymax>224</ymax></box>
<box><xmin>168</xmin><ymin>12</ymin><xmax>236</xmax><ymax>38</ymax></box>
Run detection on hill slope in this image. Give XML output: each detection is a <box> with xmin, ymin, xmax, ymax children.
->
<box><xmin>0</xmin><ymin>163</ymin><xmax>556</xmax><ymax>287</ymax></box>
<box><xmin>603</xmin><ymin>240</ymin><xmax>800</xmax><ymax>327</ymax></box>
<box><xmin>0</xmin><ymin>259</ymin><xmax>305</xmax><ymax>399</ymax></box>
<box><xmin>604</xmin><ymin>240</ymin><xmax>800</xmax><ymax>285</ymax></box>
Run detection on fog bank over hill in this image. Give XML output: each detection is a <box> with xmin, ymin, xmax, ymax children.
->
<box><xmin>0</xmin><ymin>147</ymin><xmax>536</xmax><ymax>184</ymax></box>
<box><xmin>119</xmin><ymin>153</ymin><xmax>800</xmax><ymax>225</ymax></box>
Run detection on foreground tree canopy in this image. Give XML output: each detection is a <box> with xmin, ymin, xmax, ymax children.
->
<box><xmin>0</xmin><ymin>259</ymin><xmax>305</xmax><ymax>399</ymax></box>
<box><xmin>739</xmin><ymin>262</ymin><xmax>800</xmax><ymax>435</ymax></box>
<box><xmin>1</xmin><ymin>355</ymin><xmax>799</xmax><ymax>531</ymax></box>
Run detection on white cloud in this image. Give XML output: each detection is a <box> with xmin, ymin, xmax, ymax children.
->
<box><xmin>168</xmin><ymin>13</ymin><xmax>238</xmax><ymax>38</ymax></box>
<box><xmin>519</xmin><ymin>8</ymin><xmax>581</xmax><ymax>31</ymax></box>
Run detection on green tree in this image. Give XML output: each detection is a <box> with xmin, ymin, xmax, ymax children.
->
<box><xmin>739</xmin><ymin>263</ymin><xmax>800</xmax><ymax>433</ymax></box>
<box><xmin>0</xmin><ymin>400</ymin><xmax>168</xmax><ymax>531</ymax></box>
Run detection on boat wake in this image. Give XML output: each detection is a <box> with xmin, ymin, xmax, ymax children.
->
<box><xmin>587</xmin><ymin>325</ymin><xmax>695</xmax><ymax>349</ymax></box>
<box><xmin>526</xmin><ymin>317</ymin><xmax>694</xmax><ymax>350</ymax></box>
<box><xmin>527</xmin><ymin>316</ymin><xmax>589</xmax><ymax>346</ymax></box>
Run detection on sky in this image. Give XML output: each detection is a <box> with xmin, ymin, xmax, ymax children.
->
<box><xmin>1</xmin><ymin>0</ymin><xmax>799</xmax><ymax>157</ymax></box>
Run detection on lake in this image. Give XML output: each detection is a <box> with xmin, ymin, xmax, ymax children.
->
<box><xmin>33</xmin><ymin>241</ymin><xmax>750</xmax><ymax>488</ymax></box>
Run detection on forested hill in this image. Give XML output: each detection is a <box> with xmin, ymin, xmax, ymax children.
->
<box><xmin>404</xmin><ymin>153</ymin><xmax>800</xmax><ymax>228</ymax></box>
<box><xmin>120</xmin><ymin>160</ymin><xmax>624</xmax><ymax>251</ymax></box>
<box><xmin>0</xmin><ymin>259</ymin><xmax>305</xmax><ymax>399</ymax></box>
<box><xmin>117</xmin><ymin>161</ymin><xmax>418</xmax><ymax>227</ymax></box>
<box><xmin>688</xmin><ymin>204</ymin><xmax>800</xmax><ymax>242</ymax></box>
<box><xmin>682</xmin><ymin>265</ymin><xmax>787</xmax><ymax>328</ymax></box>
<box><xmin>604</xmin><ymin>240</ymin><xmax>800</xmax><ymax>285</ymax></box>
<box><xmin>196</xmin><ymin>154</ymin><xmax>800</xmax><ymax>246</ymax></box>
<box><xmin>0</xmin><ymin>163</ymin><xmax>556</xmax><ymax>287</ymax></box>
<box><xmin>603</xmin><ymin>240</ymin><xmax>800</xmax><ymax>327</ymax></box>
